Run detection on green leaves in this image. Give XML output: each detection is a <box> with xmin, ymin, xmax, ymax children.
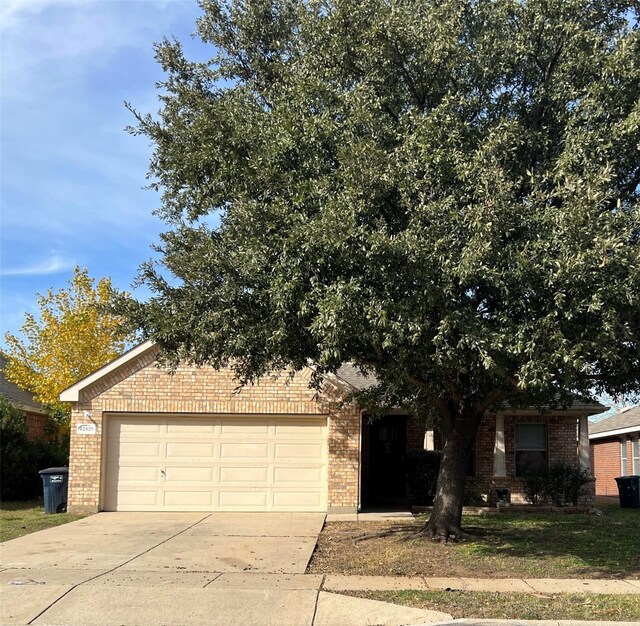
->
<box><xmin>126</xmin><ymin>0</ymin><xmax>640</xmax><ymax>417</ymax></box>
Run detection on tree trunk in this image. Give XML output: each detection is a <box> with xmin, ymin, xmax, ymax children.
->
<box><xmin>424</xmin><ymin>409</ymin><xmax>484</xmax><ymax>541</ymax></box>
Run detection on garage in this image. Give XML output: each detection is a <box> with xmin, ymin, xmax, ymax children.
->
<box><xmin>104</xmin><ymin>414</ymin><xmax>328</xmax><ymax>512</ymax></box>
<box><xmin>61</xmin><ymin>340</ymin><xmax>361</xmax><ymax>514</ymax></box>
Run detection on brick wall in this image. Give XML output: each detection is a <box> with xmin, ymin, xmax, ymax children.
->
<box><xmin>476</xmin><ymin>413</ymin><xmax>594</xmax><ymax>506</ymax></box>
<box><xmin>407</xmin><ymin>415</ymin><xmax>426</xmax><ymax>451</ymax></box>
<box><xmin>428</xmin><ymin>413</ymin><xmax>584</xmax><ymax>503</ymax></box>
<box><xmin>591</xmin><ymin>436</ymin><xmax>637</xmax><ymax>496</ymax></box>
<box><xmin>24</xmin><ymin>411</ymin><xmax>49</xmax><ymax>442</ymax></box>
<box><xmin>68</xmin><ymin>346</ymin><xmax>361</xmax><ymax>513</ymax></box>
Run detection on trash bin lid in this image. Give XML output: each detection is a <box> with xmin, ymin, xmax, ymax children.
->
<box><xmin>39</xmin><ymin>467</ymin><xmax>69</xmax><ymax>475</ymax></box>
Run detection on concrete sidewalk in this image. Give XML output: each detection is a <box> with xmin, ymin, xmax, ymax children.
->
<box><xmin>3</xmin><ymin>572</ymin><xmax>638</xmax><ymax>625</ymax></box>
<box><xmin>323</xmin><ymin>575</ymin><xmax>640</xmax><ymax>595</ymax></box>
<box><xmin>1</xmin><ymin>570</ymin><xmax>452</xmax><ymax>625</ymax></box>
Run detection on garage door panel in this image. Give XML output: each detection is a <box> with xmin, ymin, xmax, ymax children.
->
<box><xmin>275</xmin><ymin>443</ymin><xmax>323</xmax><ymax>459</ymax></box>
<box><xmin>115</xmin><ymin>441</ymin><xmax>162</xmax><ymax>459</ymax></box>
<box><xmin>221</xmin><ymin>418</ymin><xmax>270</xmax><ymax>434</ymax></box>
<box><xmin>165</xmin><ymin>467</ymin><xmax>215</xmax><ymax>482</ymax></box>
<box><xmin>114</xmin><ymin>466</ymin><xmax>160</xmax><ymax>483</ymax></box>
<box><xmin>166</xmin><ymin>420</ymin><xmax>216</xmax><ymax>435</ymax></box>
<box><xmin>166</xmin><ymin>442</ymin><xmax>216</xmax><ymax>458</ymax></box>
<box><xmin>114</xmin><ymin>490</ymin><xmax>161</xmax><ymax>508</ymax></box>
<box><xmin>273</xmin><ymin>467</ymin><xmax>323</xmax><ymax>483</ymax></box>
<box><xmin>220</xmin><ymin>443</ymin><xmax>269</xmax><ymax>459</ymax></box>
<box><xmin>105</xmin><ymin>415</ymin><xmax>327</xmax><ymax>512</ymax></box>
<box><xmin>110</xmin><ymin>420</ymin><xmax>163</xmax><ymax>436</ymax></box>
<box><xmin>273</xmin><ymin>491</ymin><xmax>323</xmax><ymax>508</ymax></box>
<box><xmin>164</xmin><ymin>490</ymin><xmax>214</xmax><ymax>507</ymax></box>
<box><xmin>219</xmin><ymin>490</ymin><xmax>268</xmax><ymax>508</ymax></box>
<box><xmin>219</xmin><ymin>467</ymin><xmax>269</xmax><ymax>483</ymax></box>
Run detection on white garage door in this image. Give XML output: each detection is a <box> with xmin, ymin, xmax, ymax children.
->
<box><xmin>104</xmin><ymin>414</ymin><xmax>327</xmax><ymax>512</ymax></box>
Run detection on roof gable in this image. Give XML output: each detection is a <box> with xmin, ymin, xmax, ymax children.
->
<box><xmin>59</xmin><ymin>341</ymin><xmax>329</xmax><ymax>408</ymax></box>
<box><xmin>59</xmin><ymin>340</ymin><xmax>157</xmax><ymax>402</ymax></box>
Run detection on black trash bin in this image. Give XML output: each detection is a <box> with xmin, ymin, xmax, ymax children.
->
<box><xmin>615</xmin><ymin>475</ymin><xmax>640</xmax><ymax>509</ymax></box>
<box><xmin>39</xmin><ymin>467</ymin><xmax>69</xmax><ymax>514</ymax></box>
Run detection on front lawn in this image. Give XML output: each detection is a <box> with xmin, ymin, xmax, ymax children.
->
<box><xmin>342</xmin><ymin>590</ymin><xmax>640</xmax><ymax>621</ymax></box>
<box><xmin>0</xmin><ymin>499</ymin><xmax>89</xmax><ymax>542</ymax></box>
<box><xmin>308</xmin><ymin>506</ymin><xmax>640</xmax><ymax>579</ymax></box>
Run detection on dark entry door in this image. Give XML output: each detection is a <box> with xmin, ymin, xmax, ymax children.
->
<box><xmin>368</xmin><ymin>415</ymin><xmax>408</xmax><ymax>503</ymax></box>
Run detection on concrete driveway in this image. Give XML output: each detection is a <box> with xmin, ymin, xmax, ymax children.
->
<box><xmin>0</xmin><ymin>512</ymin><xmax>450</xmax><ymax>626</ymax></box>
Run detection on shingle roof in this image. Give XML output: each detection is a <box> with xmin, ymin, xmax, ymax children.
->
<box><xmin>334</xmin><ymin>363</ymin><xmax>604</xmax><ymax>412</ymax></box>
<box><xmin>589</xmin><ymin>406</ymin><xmax>640</xmax><ymax>436</ymax></box>
<box><xmin>0</xmin><ymin>353</ymin><xmax>44</xmax><ymax>414</ymax></box>
<box><xmin>335</xmin><ymin>364</ymin><xmax>377</xmax><ymax>391</ymax></box>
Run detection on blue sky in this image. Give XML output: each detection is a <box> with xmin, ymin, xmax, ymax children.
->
<box><xmin>1</xmin><ymin>0</ymin><xmax>208</xmax><ymax>343</ymax></box>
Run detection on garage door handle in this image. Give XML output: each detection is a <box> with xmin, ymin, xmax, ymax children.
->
<box><xmin>160</xmin><ymin>469</ymin><xmax>166</xmax><ymax>477</ymax></box>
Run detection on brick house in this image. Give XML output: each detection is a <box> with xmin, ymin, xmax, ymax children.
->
<box><xmin>590</xmin><ymin>407</ymin><xmax>640</xmax><ymax>496</ymax></box>
<box><xmin>60</xmin><ymin>341</ymin><xmax>602</xmax><ymax>513</ymax></box>
<box><xmin>0</xmin><ymin>353</ymin><xmax>49</xmax><ymax>441</ymax></box>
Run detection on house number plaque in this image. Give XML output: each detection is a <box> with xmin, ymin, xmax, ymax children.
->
<box><xmin>76</xmin><ymin>423</ymin><xmax>97</xmax><ymax>435</ymax></box>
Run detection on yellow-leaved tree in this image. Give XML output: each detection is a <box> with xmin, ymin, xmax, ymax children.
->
<box><xmin>4</xmin><ymin>267</ymin><xmax>136</xmax><ymax>434</ymax></box>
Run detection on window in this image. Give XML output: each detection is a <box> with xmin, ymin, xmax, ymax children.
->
<box><xmin>515</xmin><ymin>423</ymin><xmax>547</xmax><ymax>477</ymax></box>
<box><xmin>633</xmin><ymin>436</ymin><xmax>640</xmax><ymax>475</ymax></box>
<box><xmin>621</xmin><ymin>438</ymin><xmax>628</xmax><ymax>476</ymax></box>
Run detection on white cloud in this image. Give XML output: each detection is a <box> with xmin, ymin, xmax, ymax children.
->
<box><xmin>1</xmin><ymin>253</ymin><xmax>75</xmax><ymax>276</ymax></box>
<box><xmin>1</xmin><ymin>0</ymin><xmax>196</xmax><ymax>102</ymax></box>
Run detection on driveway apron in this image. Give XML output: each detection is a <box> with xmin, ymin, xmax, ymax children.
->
<box><xmin>0</xmin><ymin>512</ymin><xmax>324</xmax><ymax>625</ymax></box>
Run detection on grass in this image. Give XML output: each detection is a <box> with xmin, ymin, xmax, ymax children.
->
<box><xmin>342</xmin><ymin>590</ymin><xmax>640</xmax><ymax>621</ymax></box>
<box><xmin>308</xmin><ymin>505</ymin><xmax>640</xmax><ymax>579</ymax></box>
<box><xmin>0</xmin><ymin>499</ymin><xmax>89</xmax><ymax>542</ymax></box>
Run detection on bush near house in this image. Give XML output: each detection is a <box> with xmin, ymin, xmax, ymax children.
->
<box><xmin>0</xmin><ymin>395</ymin><xmax>68</xmax><ymax>501</ymax></box>
<box><xmin>522</xmin><ymin>474</ymin><xmax>546</xmax><ymax>506</ymax></box>
<box><xmin>522</xmin><ymin>461</ymin><xmax>592</xmax><ymax>507</ymax></box>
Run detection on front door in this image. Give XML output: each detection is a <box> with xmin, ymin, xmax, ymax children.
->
<box><xmin>367</xmin><ymin>415</ymin><xmax>408</xmax><ymax>504</ymax></box>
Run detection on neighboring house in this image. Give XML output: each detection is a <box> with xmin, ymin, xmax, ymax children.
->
<box><xmin>590</xmin><ymin>407</ymin><xmax>640</xmax><ymax>496</ymax></box>
<box><xmin>0</xmin><ymin>353</ymin><xmax>48</xmax><ymax>441</ymax></box>
<box><xmin>60</xmin><ymin>340</ymin><xmax>603</xmax><ymax>514</ymax></box>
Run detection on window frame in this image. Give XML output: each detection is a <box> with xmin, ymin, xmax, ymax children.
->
<box><xmin>514</xmin><ymin>422</ymin><xmax>548</xmax><ymax>478</ymax></box>
<box><xmin>621</xmin><ymin>437</ymin><xmax>628</xmax><ymax>476</ymax></box>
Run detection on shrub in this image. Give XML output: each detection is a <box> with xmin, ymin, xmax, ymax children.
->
<box><xmin>464</xmin><ymin>477</ymin><xmax>488</xmax><ymax>506</ymax></box>
<box><xmin>521</xmin><ymin>462</ymin><xmax>592</xmax><ymax>507</ymax></box>
<box><xmin>561</xmin><ymin>463</ymin><xmax>592</xmax><ymax>506</ymax></box>
<box><xmin>406</xmin><ymin>449</ymin><xmax>441</xmax><ymax>505</ymax></box>
<box><xmin>0</xmin><ymin>395</ymin><xmax>69</xmax><ymax>501</ymax></box>
<box><xmin>522</xmin><ymin>473</ymin><xmax>546</xmax><ymax>505</ymax></box>
<box><xmin>543</xmin><ymin>460</ymin><xmax>592</xmax><ymax>507</ymax></box>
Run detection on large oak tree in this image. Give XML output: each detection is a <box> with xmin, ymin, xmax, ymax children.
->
<box><xmin>122</xmin><ymin>0</ymin><xmax>640</xmax><ymax>538</ymax></box>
